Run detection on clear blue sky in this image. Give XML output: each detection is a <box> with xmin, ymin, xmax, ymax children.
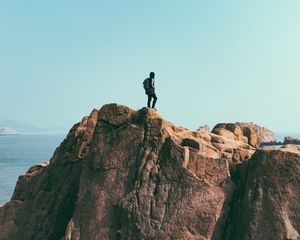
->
<box><xmin>0</xmin><ymin>1</ymin><xmax>299</xmax><ymax>133</ymax></box>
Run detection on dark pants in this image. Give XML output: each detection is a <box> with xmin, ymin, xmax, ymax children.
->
<box><xmin>146</xmin><ymin>89</ymin><xmax>157</xmax><ymax>108</ymax></box>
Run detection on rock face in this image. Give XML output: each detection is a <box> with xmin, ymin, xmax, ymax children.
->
<box><xmin>0</xmin><ymin>104</ymin><xmax>299</xmax><ymax>240</ymax></box>
<box><xmin>284</xmin><ymin>136</ymin><xmax>300</xmax><ymax>145</ymax></box>
<box><xmin>223</xmin><ymin>144</ymin><xmax>300</xmax><ymax>240</ymax></box>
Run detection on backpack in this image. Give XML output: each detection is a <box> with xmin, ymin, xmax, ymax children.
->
<box><xmin>143</xmin><ymin>78</ymin><xmax>150</xmax><ymax>90</ymax></box>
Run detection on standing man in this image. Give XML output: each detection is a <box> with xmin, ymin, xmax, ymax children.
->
<box><xmin>143</xmin><ymin>72</ymin><xmax>158</xmax><ymax>109</ymax></box>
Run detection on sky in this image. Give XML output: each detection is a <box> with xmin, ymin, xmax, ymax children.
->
<box><xmin>0</xmin><ymin>1</ymin><xmax>299</xmax><ymax>133</ymax></box>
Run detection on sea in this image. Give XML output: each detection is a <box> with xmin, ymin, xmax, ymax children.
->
<box><xmin>0</xmin><ymin>134</ymin><xmax>65</xmax><ymax>204</ymax></box>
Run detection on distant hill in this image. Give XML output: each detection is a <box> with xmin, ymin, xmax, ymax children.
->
<box><xmin>0</xmin><ymin>127</ymin><xmax>18</xmax><ymax>135</ymax></box>
<box><xmin>0</xmin><ymin>119</ymin><xmax>67</xmax><ymax>134</ymax></box>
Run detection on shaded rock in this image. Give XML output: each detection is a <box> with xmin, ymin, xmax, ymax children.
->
<box><xmin>12</xmin><ymin>162</ymin><xmax>48</xmax><ymax>201</ymax></box>
<box><xmin>242</xmin><ymin>126</ymin><xmax>260</xmax><ymax>149</ymax></box>
<box><xmin>223</xmin><ymin>147</ymin><xmax>300</xmax><ymax>240</ymax></box>
<box><xmin>232</xmin><ymin>148</ymin><xmax>251</xmax><ymax>164</ymax></box>
<box><xmin>0</xmin><ymin>109</ymin><xmax>98</xmax><ymax>240</ymax></box>
<box><xmin>0</xmin><ymin>201</ymin><xmax>23</xmax><ymax>240</ymax></box>
<box><xmin>181</xmin><ymin>138</ymin><xmax>200</xmax><ymax>150</ymax></box>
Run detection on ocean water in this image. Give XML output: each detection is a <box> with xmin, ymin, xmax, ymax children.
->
<box><xmin>0</xmin><ymin>134</ymin><xmax>65</xmax><ymax>204</ymax></box>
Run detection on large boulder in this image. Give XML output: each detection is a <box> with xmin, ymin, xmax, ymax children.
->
<box><xmin>223</xmin><ymin>144</ymin><xmax>300</xmax><ymax>240</ymax></box>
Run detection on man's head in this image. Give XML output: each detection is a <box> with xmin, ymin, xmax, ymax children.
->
<box><xmin>150</xmin><ymin>72</ymin><xmax>155</xmax><ymax>79</ymax></box>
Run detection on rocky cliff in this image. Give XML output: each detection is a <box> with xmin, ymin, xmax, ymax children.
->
<box><xmin>0</xmin><ymin>104</ymin><xmax>299</xmax><ymax>240</ymax></box>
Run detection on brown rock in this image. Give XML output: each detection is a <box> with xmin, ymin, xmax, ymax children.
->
<box><xmin>223</xmin><ymin>147</ymin><xmax>300</xmax><ymax>240</ymax></box>
<box><xmin>66</xmin><ymin>105</ymin><xmax>233</xmax><ymax>239</ymax></box>
<box><xmin>0</xmin><ymin>201</ymin><xmax>23</xmax><ymax>240</ymax></box>
<box><xmin>212</xmin><ymin>122</ymin><xmax>262</xmax><ymax>148</ymax></box>
<box><xmin>0</xmin><ymin>109</ymin><xmax>98</xmax><ymax>240</ymax></box>
<box><xmin>212</xmin><ymin>128</ymin><xmax>237</xmax><ymax>141</ymax></box>
<box><xmin>242</xmin><ymin>126</ymin><xmax>260</xmax><ymax>148</ymax></box>
<box><xmin>12</xmin><ymin>162</ymin><xmax>48</xmax><ymax>201</ymax></box>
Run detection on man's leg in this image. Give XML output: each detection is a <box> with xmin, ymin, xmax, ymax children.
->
<box><xmin>147</xmin><ymin>94</ymin><xmax>152</xmax><ymax>108</ymax></box>
<box><xmin>152</xmin><ymin>92</ymin><xmax>157</xmax><ymax>108</ymax></box>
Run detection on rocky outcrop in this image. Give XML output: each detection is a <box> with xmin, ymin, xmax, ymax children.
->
<box><xmin>284</xmin><ymin>136</ymin><xmax>300</xmax><ymax>145</ymax></box>
<box><xmin>212</xmin><ymin>123</ymin><xmax>260</xmax><ymax>148</ymax></box>
<box><xmin>63</xmin><ymin>104</ymin><xmax>253</xmax><ymax>240</ymax></box>
<box><xmin>0</xmin><ymin>104</ymin><xmax>298</xmax><ymax>240</ymax></box>
<box><xmin>236</xmin><ymin>122</ymin><xmax>276</xmax><ymax>144</ymax></box>
<box><xmin>223</xmin><ymin>144</ymin><xmax>300</xmax><ymax>240</ymax></box>
<box><xmin>212</xmin><ymin>122</ymin><xmax>277</xmax><ymax>148</ymax></box>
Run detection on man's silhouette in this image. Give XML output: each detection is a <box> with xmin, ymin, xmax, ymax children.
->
<box><xmin>143</xmin><ymin>72</ymin><xmax>157</xmax><ymax>109</ymax></box>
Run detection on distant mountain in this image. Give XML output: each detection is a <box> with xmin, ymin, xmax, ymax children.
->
<box><xmin>0</xmin><ymin>119</ymin><xmax>67</xmax><ymax>134</ymax></box>
<box><xmin>0</xmin><ymin>127</ymin><xmax>18</xmax><ymax>135</ymax></box>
